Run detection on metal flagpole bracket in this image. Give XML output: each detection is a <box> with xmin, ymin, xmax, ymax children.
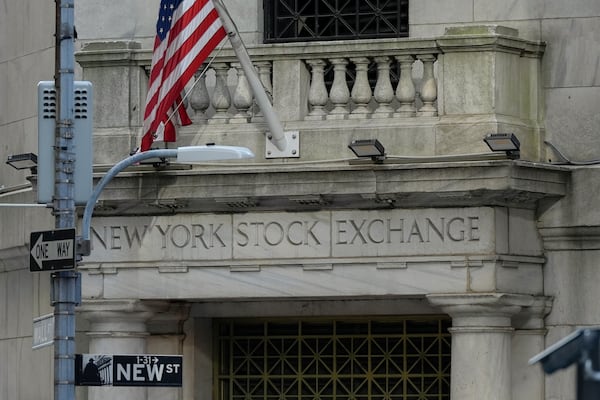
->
<box><xmin>266</xmin><ymin>131</ymin><xmax>300</xmax><ymax>158</ymax></box>
<box><xmin>213</xmin><ymin>0</ymin><xmax>296</xmax><ymax>159</ymax></box>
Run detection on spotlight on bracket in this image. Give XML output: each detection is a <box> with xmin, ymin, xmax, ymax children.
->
<box><xmin>348</xmin><ymin>139</ymin><xmax>386</xmax><ymax>162</ymax></box>
<box><xmin>484</xmin><ymin>133</ymin><xmax>520</xmax><ymax>159</ymax></box>
<box><xmin>6</xmin><ymin>152</ymin><xmax>38</xmax><ymax>172</ymax></box>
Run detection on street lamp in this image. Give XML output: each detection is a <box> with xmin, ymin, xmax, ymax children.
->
<box><xmin>6</xmin><ymin>152</ymin><xmax>38</xmax><ymax>172</ymax></box>
<box><xmin>78</xmin><ymin>144</ymin><xmax>254</xmax><ymax>255</ymax></box>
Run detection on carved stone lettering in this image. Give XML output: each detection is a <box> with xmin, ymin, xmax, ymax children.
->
<box><xmin>88</xmin><ymin>208</ymin><xmax>495</xmax><ymax>263</ymax></box>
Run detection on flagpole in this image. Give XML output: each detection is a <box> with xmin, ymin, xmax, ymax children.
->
<box><xmin>212</xmin><ymin>0</ymin><xmax>288</xmax><ymax>152</ymax></box>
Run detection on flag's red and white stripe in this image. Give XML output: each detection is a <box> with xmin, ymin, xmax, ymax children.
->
<box><xmin>140</xmin><ymin>0</ymin><xmax>226</xmax><ymax>151</ymax></box>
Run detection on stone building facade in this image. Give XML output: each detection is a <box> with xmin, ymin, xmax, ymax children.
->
<box><xmin>2</xmin><ymin>1</ymin><xmax>600</xmax><ymax>399</ymax></box>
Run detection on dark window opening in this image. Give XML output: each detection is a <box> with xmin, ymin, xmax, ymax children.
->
<box><xmin>265</xmin><ymin>0</ymin><xmax>409</xmax><ymax>43</ymax></box>
<box><xmin>216</xmin><ymin>316</ymin><xmax>451</xmax><ymax>400</ymax></box>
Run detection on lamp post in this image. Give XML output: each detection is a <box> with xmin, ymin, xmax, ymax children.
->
<box><xmin>78</xmin><ymin>145</ymin><xmax>254</xmax><ymax>252</ymax></box>
<box><xmin>53</xmin><ymin>0</ymin><xmax>77</xmax><ymax>399</ymax></box>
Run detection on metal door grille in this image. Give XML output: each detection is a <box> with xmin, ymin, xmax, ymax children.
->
<box><xmin>264</xmin><ymin>0</ymin><xmax>409</xmax><ymax>43</ymax></box>
<box><xmin>216</xmin><ymin>317</ymin><xmax>450</xmax><ymax>400</ymax></box>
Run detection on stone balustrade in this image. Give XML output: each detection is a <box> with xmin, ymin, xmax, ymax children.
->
<box><xmin>76</xmin><ymin>25</ymin><xmax>546</xmax><ymax>163</ymax></box>
<box><xmin>187</xmin><ymin>43</ymin><xmax>440</xmax><ymax>124</ymax></box>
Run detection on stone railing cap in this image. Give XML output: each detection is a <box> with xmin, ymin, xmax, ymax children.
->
<box><xmin>444</xmin><ymin>25</ymin><xmax>519</xmax><ymax>37</ymax></box>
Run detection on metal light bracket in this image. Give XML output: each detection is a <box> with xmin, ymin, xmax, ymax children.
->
<box><xmin>265</xmin><ymin>131</ymin><xmax>300</xmax><ymax>158</ymax></box>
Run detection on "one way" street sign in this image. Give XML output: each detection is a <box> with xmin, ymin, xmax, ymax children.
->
<box><xmin>30</xmin><ymin>228</ymin><xmax>76</xmax><ymax>271</ymax></box>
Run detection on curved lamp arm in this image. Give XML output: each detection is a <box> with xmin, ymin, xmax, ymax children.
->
<box><xmin>78</xmin><ymin>145</ymin><xmax>253</xmax><ymax>255</ymax></box>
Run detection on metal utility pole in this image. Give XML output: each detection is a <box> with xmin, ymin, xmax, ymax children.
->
<box><xmin>53</xmin><ymin>0</ymin><xmax>80</xmax><ymax>398</ymax></box>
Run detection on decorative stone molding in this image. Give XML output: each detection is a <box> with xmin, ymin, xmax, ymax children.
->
<box><xmin>427</xmin><ymin>292</ymin><xmax>531</xmax><ymax>327</ymax></box>
<box><xmin>513</xmin><ymin>296</ymin><xmax>553</xmax><ymax>330</ymax></box>
<box><xmin>75</xmin><ymin>161</ymin><xmax>568</xmax><ymax>217</ymax></box>
<box><xmin>539</xmin><ymin>226</ymin><xmax>600</xmax><ymax>251</ymax></box>
<box><xmin>78</xmin><ymin>299</ymin><xmax>172</xmax><ymax>338</ymax></box>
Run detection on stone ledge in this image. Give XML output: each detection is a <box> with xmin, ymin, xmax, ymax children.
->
<box><xmin>539</xmin><ymin>226</ymin><xmax>600</xmax><ymax>250</ymax></box>
<box><xmin>79</xmin><ymin>254</ymin><xmax>546</xmax><ymax>272</ymax></box>
<box><xmin>0</xmin><ymin>245</ymin><xmax>30</xmax><ymax>272</ymax></box>
<box><xmin>76</xmin><ymin>160</ymin><xmax>569</xmax><ymax>216</ymax></box>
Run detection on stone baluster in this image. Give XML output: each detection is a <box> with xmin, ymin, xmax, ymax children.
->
<box><xmin>208</xmin><ymin>62</ymin><xmax>231</xmax><ymax>124</ymax></box>
<box><xmin>306</xmin><ymin>59</ymin><xmax>328</xmax><ymax>121</ymax></box>
<box><xmin>326</xmin><ymin>58</ymin><xmax>350</xmax><ymax>120</ymax></box>
<box><xmin>349</xmin><ymin>57</ymin><xmax>372</xmax><ymax>119</ymax></box>
<box><xmin>189</xmin><ymin>70</ymin><xmax>210</xmax><ymax>122</ymax></box>
<box><xmin>252</xmin><ymin>61</ymin><xmax>273</xmax><ymax>122</ymax></box>
<box><xmin>417</xmin><ymin>54</ymin><xmax>438</xmax><ymax>116</ymax></box>
<box><xmin>372</xmin><ymin>56</ymin><xmax>394</xmax><ymax>119</ymax></box>
<box><xmin>256</xmin><ymin>61</ymin><xmax>274</xmax><ymax>98</ymax></box>
<box><xmin>230</xmin><ymin>62</ymin><xmax>253</xmax><ymax>123</ymax></box>
<box><xmin>394</xmin><ymin>55</ymin><xmax>416</xmax><ymax>117</ymax></box>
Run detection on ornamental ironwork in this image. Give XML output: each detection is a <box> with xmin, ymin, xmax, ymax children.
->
<box><xmin>264</xmin><ymin>0</ymin><xmax>409</xmax><ymax>43</ymax></box>
<box><xmin>216</xmin><ymin>317</ymin><xmax>450</xmax><ymax>400</ymax></box>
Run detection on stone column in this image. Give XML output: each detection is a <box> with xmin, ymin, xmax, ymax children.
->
<box><xmin>512</xmin><ymin>297</ymin><xmax>553</xmax><ymax>400</ymax></box>
<box><xmin>427</xmin><ymin>293</ymin><xmax>530</xmax><ymax>400</ymax></box>
<box><xmin>79</xmin><ymin>300</ymin><xmax>170</xmax><ymax>400</ymax></box>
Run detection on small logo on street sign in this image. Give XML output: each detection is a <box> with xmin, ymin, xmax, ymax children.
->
<box><xmin>30</xmin><ymin>228</ymin><xmax>76</xmax><ymax>271</ymax></box>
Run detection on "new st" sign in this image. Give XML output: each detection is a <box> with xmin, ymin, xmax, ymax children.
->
<box><xmin>75</xmin><ymin>354</ymin><xmax>183</xmax><ymax>387</ymax></box>
<box><xmin>113</xmin><ymin>355</ymin><xmax>182</xmax><ymax>387</ymax></box>
<box><xmin>30</xmin><ymin>228</ymin><xmax>76</xmax><ymax>271</ymax></box>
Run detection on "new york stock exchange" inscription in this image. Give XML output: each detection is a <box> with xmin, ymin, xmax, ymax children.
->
<box><xmin>88</xmin><ymin>208</ymin><xmax>495</xmax><ymax>263</ymax></box>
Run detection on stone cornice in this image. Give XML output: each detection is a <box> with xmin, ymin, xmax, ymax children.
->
<box><xmin>72</xmin><ymin>160</ymin><xmax>568</xmax><ymax>216</ymax></box>
<box><xmin>538</xmin><ymin>226</ymin><xmax>600</xmax><ymax>250</ymax></box>
<box><xmin>75</xmin><ymin>40</ymin><xmax>145</xmax><ymax>67</ymax></box>
<box><xmin>436</xmin><ymin>26</ymin><xmax>545</xmax><ymax>57</ymax></box>
<box><xmin>75</xmin><ymin>25</ymin><xmax>545</xmax><ymax>68</ymax></box>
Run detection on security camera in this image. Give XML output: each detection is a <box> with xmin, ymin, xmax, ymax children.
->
<box><xmin>530</xmin><ymin>328</ymin><xmax>600</xmax><ymax>375</ymax></box>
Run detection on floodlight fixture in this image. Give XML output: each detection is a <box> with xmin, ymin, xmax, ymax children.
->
<box><xmin>6</xmin><ymin>153</ymin><xmax>38</xmax><ymax>171</ymax></box>
<box><xmin>348</xmin><ymin>139</ymin><xmax>386</xmax><ymax>162</ymax></box>
<box><xmin>484</xmin><ymin>133</ymin><xmax>520</xmax><ymax>159</ymax></box>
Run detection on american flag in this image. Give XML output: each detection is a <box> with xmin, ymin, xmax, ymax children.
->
<box><xmin>140</xmin><ymin>0</ymin><xmax>227</xmax><ymax>151</ymax></box>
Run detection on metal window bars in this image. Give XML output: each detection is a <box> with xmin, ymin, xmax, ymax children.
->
<box><xmin>265</xmin><ymin>0</ymin><xmax>409</xmax><ymax>43</ymax></box>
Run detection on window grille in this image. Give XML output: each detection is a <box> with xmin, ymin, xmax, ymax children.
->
<box><xmin>264</xmin><ymin>0</ymin><xmax>409</xmax><ymax>43</ymax></box>
<box><xmin>216</xmin><ymin>317</ymin><xmax>451</xmax><ymax>400</ymax></box>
